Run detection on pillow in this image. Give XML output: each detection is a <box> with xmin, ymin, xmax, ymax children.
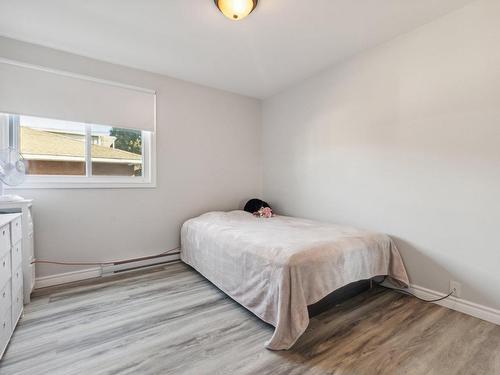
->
<box><xmin>244</xmin><ymin>198</ymin><xmax>271</xmax><ymax>214</ymax></box>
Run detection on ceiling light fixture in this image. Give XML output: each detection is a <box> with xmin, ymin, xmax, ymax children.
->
<box><xmin>214</xmin><ymin>0</ymin><xmax>258</xmax><ymax>21</ymax></box>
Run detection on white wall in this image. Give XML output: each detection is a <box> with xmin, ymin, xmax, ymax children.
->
<box><xmin>0</xmin><ymin>36</ymin><xmax>262</xmax><ymax>278</ymax></box>
<box><xmin>263</xmin><ymin>0</ymin><xmax>500</xmax><ymax>310</ymax></box>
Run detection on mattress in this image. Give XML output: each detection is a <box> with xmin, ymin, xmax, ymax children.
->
<box><xmin>181</xmin><ymin>210</ymin><xmax>409</xmax><ymax>350</ymax></box>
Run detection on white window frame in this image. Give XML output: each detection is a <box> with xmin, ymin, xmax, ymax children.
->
<box><xmin>5</xmin><ymin>114</ymin><xmax>156</xmax><ymax>189</ymax></box>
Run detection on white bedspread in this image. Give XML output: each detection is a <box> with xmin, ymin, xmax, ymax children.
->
<box><xmin>180</xmin><ymin>211</ymin><xmax>409</xmax><ymax>350</ymax></box>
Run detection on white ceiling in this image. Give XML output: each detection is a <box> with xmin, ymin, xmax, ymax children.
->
<box><xmin>0</xmin><ymin>0</ymin><xmax>473</xmax><ymax>98</ymax></box>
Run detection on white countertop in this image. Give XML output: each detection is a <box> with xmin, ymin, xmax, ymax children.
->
<box><xmin>0</xmin><ymin>199</ymin><xmax>33</xmax><ymax>209</ymax></box>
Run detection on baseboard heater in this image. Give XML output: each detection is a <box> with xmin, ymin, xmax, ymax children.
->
<box><xmin>101</xmin><ymin>251</ymin><xmax>181</xmax><ymax>276</ymax></box>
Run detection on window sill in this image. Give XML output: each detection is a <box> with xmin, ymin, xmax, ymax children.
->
<box><xmin>5</xmin><ymin>177</ymin><xmax>156</xmax><ymax>189</ymax></box>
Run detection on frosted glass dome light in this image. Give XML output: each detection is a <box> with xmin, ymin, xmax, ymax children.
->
<box><xmin>214</xmin><ymin>0</ymin><xmax>258</xmax><ymax>21</ymax></box>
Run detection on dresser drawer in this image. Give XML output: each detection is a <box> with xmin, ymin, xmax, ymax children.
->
<box><xmin>0</xmin><ymin>224</ymin><xmax>10</xmax><ymax>259</ymax></box>
<box><xmin>11</xmin><ymin>217</ymin><xmax>22</xmax><ymax>245</ymax></box>
<box><xmin>12</xmin><ymin>286</ymin><xmax>22</xmax><ymax>325</ymax></box>
<box><xmin>0</xmin><ymin>252</ymin><xmax>11</xmax><ymax>292</ymax></box>
<box><xmin>0</xmin><ymin>280</ymin><xmax>11</xmax><ymax>314</ymax></box>
<box><xmin>12</xmin><ymin>264</ymin><xmax>22</xmax><ymax>298</ymax></box>
<box><xmin>0</xmin><ymin>306</ymin><xmax>12</xmax><ymax>357</ymax></box>
<box><xmin>11</xmin><ymin>241</ymin><xmax>22</xmax><ymax>272</ymax></box>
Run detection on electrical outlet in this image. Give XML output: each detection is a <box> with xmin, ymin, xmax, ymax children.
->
<box><xmin>450</xmin><ymin>280</ymin><xmax>462</xmax><ymax>298</ymax></box>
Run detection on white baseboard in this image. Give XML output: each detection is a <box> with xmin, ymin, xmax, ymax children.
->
<box><xmin>408</xmin><ymin>284</ymin><xmax>500</xmax><ymax>326</ymax></box>
<box><xmin>35</xmin><ymin>252</ymin><xmax>181</xmax><ymax>289</ymax></box>
<box><xmin>35</xmin><ymin>268</ymin><xmax>102</xmax><ymax>289</ymax></box>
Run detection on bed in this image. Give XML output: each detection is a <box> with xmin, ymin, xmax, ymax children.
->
<box><xmin>181</xmin><ymin>210</ymin><xmax>409</xmax><ymax>350</ymax></box>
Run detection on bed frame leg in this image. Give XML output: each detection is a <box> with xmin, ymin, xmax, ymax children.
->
<box><xmin>370</xmin><ymin>279</ymin><xmax>373</xmax><ymax>289</ymax></box>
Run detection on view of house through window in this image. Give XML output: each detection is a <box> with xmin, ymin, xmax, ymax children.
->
<box><xmin>19</xmin><ymin>116</ymin><xmax>86</xmax><ymax>176</ymax></box>
<box><xmin>91</xmin><ymin>124</ymin><xmax>143</xmax><ymax>176</ymax></box>
<box><xmin>4</xmin><ymin>114</ymin><xmax>146</xmax><ymax>179</ymax></box>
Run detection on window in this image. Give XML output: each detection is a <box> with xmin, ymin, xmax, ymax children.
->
<box><xmin>91</xmin><ymin>125</ymin><xmax>143</xmax><ymax>177</ymax></box>
<box><xmin>1</xmin><ymin>113</ymin><xmax>155</xmax><ymax>188</ymax></box>
<box><xmin>19</xmin><ymin>116</ymin><xmax>87</xmax><ymax>176</ymax></box>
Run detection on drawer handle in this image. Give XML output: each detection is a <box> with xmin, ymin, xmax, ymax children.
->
<box><xmin>16</xmin><ymin>223</ymin><xmax>19</xmax><ymax>227</ymax></box>
<box><xmin>2</xmin><ymin>230</ymin><xmax>5</xmax><ymax>236</ymax></box>
<box><xmin>2</xmin><ymin>292</ymin><xmax>5</xmax><ymax>298</ymax></box>
<box><xmin>2</xmin><ymin>322</ymin><xmax>5</xmax><ymax>329</ymax></box>
<box><xmin>2</xmin><ymin>261</ymin><xmax>5</xmax><ymax>267</ymax></box>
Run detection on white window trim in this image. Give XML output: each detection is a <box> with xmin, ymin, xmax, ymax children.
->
<box><xmin>5</xmin><ymin>118</ymin><xmax>157</xmax><ymax>190</ymax></box>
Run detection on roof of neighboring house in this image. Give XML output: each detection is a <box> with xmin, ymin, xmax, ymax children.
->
<box><xmin>20</xmin><ymin>127</ymin><xmax>142</xmax><ymax>164</ymax></box>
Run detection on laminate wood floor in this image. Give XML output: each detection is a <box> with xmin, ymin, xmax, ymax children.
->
<box><xmin>1</xmin><ymin>262</ymin><xmax>499</xmax><ymax>375</ymax></box>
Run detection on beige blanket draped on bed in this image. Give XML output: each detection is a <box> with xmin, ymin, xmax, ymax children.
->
<box><xmin>181</xmin><ymin>211</ymin><xmax>409</xmax><ymax>350</ymax></box>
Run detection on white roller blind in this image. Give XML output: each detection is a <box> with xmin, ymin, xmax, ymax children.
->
<box><xmin>0</xmin><ymin>60</ymin><xmax>155</xmax><ymax>132</ymax></box>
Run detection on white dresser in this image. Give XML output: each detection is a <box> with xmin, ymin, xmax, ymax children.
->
<box><xmin>0</xmin><ymin>200</ymin><xmax>34</xmax><ymax>304</ymax></box>
<box><xmin>0</xmin><ymin>213</ymin><xmax>23</xmax><ymax>360</ymax></box>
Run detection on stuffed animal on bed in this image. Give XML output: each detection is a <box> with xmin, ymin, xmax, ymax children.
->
<box><xmin>244</xmin><ymin>199</ymin><xmax>274</xmax><ymax>218</ymax></box>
